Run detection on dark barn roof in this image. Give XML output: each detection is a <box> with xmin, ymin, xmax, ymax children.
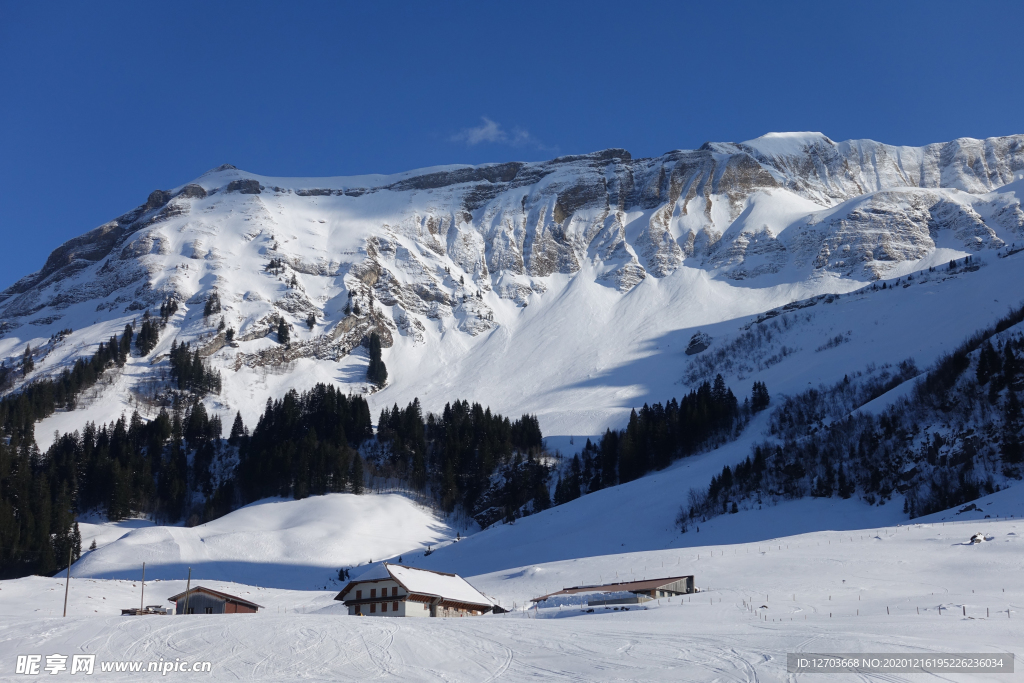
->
<box><xmin>531</xmin><ymin>575</ymin><xmax>694</xmax><ymax>603</ymax></box>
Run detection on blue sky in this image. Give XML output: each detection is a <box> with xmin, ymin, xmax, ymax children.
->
<box><xmin>1</xmin><ymin>0</ymin><xmax>1022</xmax><ymax>289</ymax></box>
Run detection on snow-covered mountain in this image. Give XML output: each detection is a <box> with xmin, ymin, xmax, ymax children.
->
<box><xmin>2</xmin><ymin>132</ymin><xmax>1024</xmax><ymax>445</ymax></box>
<box><xmin>5</xmin><ymin>130</ymin><xmax>1024</xmax><ymax>683</ymax></box>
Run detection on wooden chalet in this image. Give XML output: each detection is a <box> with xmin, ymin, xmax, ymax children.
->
<box><xmin>166</xmin><ymin>586</ymin><xmax>263</xmax><ymax>615</ymax></box>
<box><xmin>531</xmin><ymin>575</ymin><xmax>695</xmax><ymax>606</ymax></box>
<box><xmin>334</xmin><ymin>563</ymin><xmax>493</xmax><ymax>618</ymax></box>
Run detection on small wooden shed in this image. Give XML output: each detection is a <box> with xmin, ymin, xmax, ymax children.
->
<box><xmin>166</xmin><ymin>587</ymin><xmax>263</xmax><ymax>615</ymax></box>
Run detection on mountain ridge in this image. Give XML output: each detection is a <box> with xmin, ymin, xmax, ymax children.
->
<box><xmin>5</xmin><ymin>131</ymin><xmax>1022</xmax><ymax>304</ymax></box>
<box><xmin>0</xmin><ymin>132</ymin><xmax>1022</xmax><ymax>449</ymax></box>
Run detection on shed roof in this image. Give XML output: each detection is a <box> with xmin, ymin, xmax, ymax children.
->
<box><xmin>335</xmin><ymin>563</ymin><xmax>492</xmax><ymax>607</ymax></box>
<box><xmin>530</xmin><ymin>575</ymin><xmax>693</xmax><ymax>603</ymax></box>
<box><xmin>166</xmin><ymin>586</ymin><xmax>264</xmax><ymax>609</ymax></box>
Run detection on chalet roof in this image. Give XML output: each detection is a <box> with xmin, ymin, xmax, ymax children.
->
<box><xmin>530</xmin><ymin>575</ymin><xmax>693</xmax><ymax>603</ymax></box>
<box><xmin>335</xmin><ymin>563</ymin><xmax>492</xmax><ymax>607</ymax></box>
<box><xmin>166</xmin><ymin>586</ymin><xmax>264</xmax><ymax>609</ymax></box>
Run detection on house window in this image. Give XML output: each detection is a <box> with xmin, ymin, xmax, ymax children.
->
<box><xmin>393</xmin><ymin>601</ymin><xmax>399</xmax><ymax>611</ymax></box>
<box><xmin>392</xmin><ymin>587</ymin><xmax>398</xmax><ymax>597</ymax></box>
<box><xmin>356</xmin><ymin>590</ymin><xmax>362</xmax><ymax>600</ymax></box>
<box><xmin>370</xmin><ymin>603</ymin><xmax>376</xmax><ymax>613</ymax></box>
<box><xmin>205</xmin><ymin>607</ymin><xmax>213</xmax><ymax>614</ymax></box>
<box><xmin>371</xmin><ymin>588</ymin><xmax>377</xmax><ymax>598</ymax></box>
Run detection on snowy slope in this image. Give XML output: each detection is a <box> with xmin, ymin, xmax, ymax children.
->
<box><xmin>70</xmin><ymin>493</ymin><xmax>454</xmax><ymax>589</ymax></box>
<box><xmin>391</xmin><ymin>390</ymin><xmax>1024</xmax><ymax>579</ymax></box>
<box><xmin>0</xmin><ymin>134</ymin><xmax>1020</xmax><ymax>454</ymax></box>
<box><xmin>1</xmin><ymin>518</ymin><xmax>1020</xmax><ymax>681</ymax></box>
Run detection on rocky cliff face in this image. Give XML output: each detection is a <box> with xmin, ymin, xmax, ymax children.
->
<box><xmin>1</xmin><ymin>133</ymin><xmax>1022</xmax><ymax>425</ymax></box>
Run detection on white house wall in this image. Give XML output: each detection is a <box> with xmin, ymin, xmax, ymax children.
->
<box><xmin>401</xmin><ymin>601</ymin><xmax>430</xmax><ymax>618</ymax></box>
<box><xmin>346</xmin><ymin>598</ymin><xmax>430</xmax><ymax>617</ymax></box>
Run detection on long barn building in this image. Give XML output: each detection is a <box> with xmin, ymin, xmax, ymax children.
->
<box><xmin>531</xmin><ymin>575</ymin><xmax>696</xmax><ymax>607</ymax></box>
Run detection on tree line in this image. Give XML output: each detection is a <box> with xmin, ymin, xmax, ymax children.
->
<box><xmin>547</xmin><ymin>375</ymin><xmax>764</xmax><ymax>510</ymax></box>
<box><xmin>0</xmin><ymin>302</ymin><xmax>221</xmax><ymax>578</ymax></box>
<box><xmin>374</xmin><ymin>398</ymin><xmax>545</xmax><ymax>525</ymax></box>
<box><xmin>0</xmin><ymin>370</ymin><xmax>552</xmax><ymax>576</ymax></box>
<box><xmin>236</xmin><ymin>384</ymin><xmax>373</xmax><ymax>502</ymax></box>
<box><xmin>681</xmin><ymin>302</ymin><xmax>1024</xmax><ymax>529</ymax></box>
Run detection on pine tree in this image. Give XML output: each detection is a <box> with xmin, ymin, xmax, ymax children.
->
<box><xmin>160</xmin><ymin>297</ymin><xmax>179</xmax><ymax>321</ymax></box>
<box><xmin>228</xmin><ymin>411</ymin><xmax>245</xmax><ymax>446</ymax></box>
<box><xmin>22</xmin><ymin>345</ymin><xmax>33</xmax><ymax>376</ymax></box>
<box><xmin>351</xmin><ymin>454</ymin><xmax>364</xmax><ymax>494</ymax></box>
<box><xmin>120</xmin><ymin>324</ymin><xmax>134</xmax><ymax>360</ymax></box>
<box><xmin>532</xmin><ymin>474</ymin><xmax>551</xmax><ymax>512</ymax></box>
<box><xmin>1003</xmin><ymin>392</ymin><xmax>1023</xmax><ymax>465</ymax></box>
<box><xmin>72</xmin><ymin>523</ymin><xmax>82</xmax><ymax>561</ymax></box>
<box><xmin>1004</xmin><ymin>344</ymin><xmax>1020</xmax><ymax>388</ymax></box>
<box><xmin>135</xmin><ymin>318</ymin><xmax>159</xmax><ymax>355</ymax></box>
<box><xmin>277</xmin><ymin>318</ymin><xmax>290</xmax><ymax>345</ymax></box>
<box><xmin>306</xmin><ymin>313</ymin><xmax>316</xmax><ymax>330</ymax></box>
<box><xmin>366</xmin><ymin>332</ymin><xmax>388</xmax><ymax>387</ymax></box>
<box><xmin>837</xmin><ymin>464</ymin><xmax>853</xmax><ymax>498</ymax></box>
<box><xmin>1002</xmin><ymin>425</ymin><xmax>1023</xmax><ymax>465</ymax></box>
<box><xmin>751</xmin><ymin>381</ymin><xmax>770</xmax><ymax>412</ymax></box>
<box><xmin>977</xmin><ymin>341</ymin><xmax>1000</xmax><ymax>385</ymax></box>
<box><xmin>203</xmin><ymin>292</ymin><xmax>221</xmax><ymax>318</ymax></box>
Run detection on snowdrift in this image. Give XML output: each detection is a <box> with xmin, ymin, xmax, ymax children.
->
<box><xmin>72</xmin><ymin>493</ymin><xmax>453</xmax><ymax>588</ymax></box>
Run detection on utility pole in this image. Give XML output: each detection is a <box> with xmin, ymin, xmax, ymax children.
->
<box><xmin>63</xmin><ymin>547</ymin><xmax>72</xmax><ymax>617</ymax></box>
<box><xmin>183</xmin><ymin>568</ymin><xmax>192</xmax><ymax>615</ymax></box>
<box><xmin>140</xmin><ymin>563</ymin><xmax>146</xmax><ymax>612</ymax></box>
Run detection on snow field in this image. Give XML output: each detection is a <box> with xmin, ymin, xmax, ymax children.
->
<box><xmin>1</xmin><ymin>519</ymin><xmax>1021</xmax><ymax>681</ymax></box>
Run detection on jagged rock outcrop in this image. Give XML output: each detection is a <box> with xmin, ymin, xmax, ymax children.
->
<box><xmin>686</xmin><ymin>332</ymin><xmax>712</xmax><ymax>355</ymax></box>
<box><xmin>2</xmin><ymin>133</ymin><xmax>1022</xmax><ymax>378</ymax></box>
<box><xmin>227</xmin><ymin>178</ymin><xmax>261</xmax><ymax>194</ymax></box>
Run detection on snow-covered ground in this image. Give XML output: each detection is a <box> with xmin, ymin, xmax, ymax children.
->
<box><xmin>1</xmin><ymin>517</ymin><xmax>1020</xmax><ymax>681</ymax></box>
<box><xmin>71</xmin><ymin>494</ymin><xmax>454</xmax><ymax>589</ymax></box>
<box><xmin>10</xmin><ymin>414</ymin><xmax>1024</xmax><ymax>679</ymax></box>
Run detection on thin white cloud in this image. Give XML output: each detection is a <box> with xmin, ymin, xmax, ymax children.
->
<box><xmin>450</xmin><ymin>117</ymin><xmax>547</xmax><ymax>149</ymax></box>
<box><xmin>451</xmin><ymin>117</ymin><xmax>505</xmax><ymax>145</ymax></box>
